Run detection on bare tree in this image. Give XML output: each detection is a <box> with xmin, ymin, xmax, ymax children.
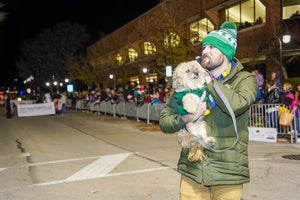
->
<box><xmin>16</xmin><ymin>21</ymin><xmax>90</xmax><ymax>87</ymax></box>
<box><xmin>0</xmin><ymin>2</ymin><xmax>6</xmax><ymax>24</ymax></box>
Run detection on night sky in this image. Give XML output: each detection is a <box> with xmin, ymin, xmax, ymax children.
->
<box><xmin>0</xmin><ymin>0</ymin><xmax>159</xmax><ymax>89</ymax></box>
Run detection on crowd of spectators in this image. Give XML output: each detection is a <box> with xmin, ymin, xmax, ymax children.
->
<box><xmin>251</xmin><ymin>70</ymin><xmax>300</xmax><ymax>105</ymax></box>
<box><xmin>67</xmin><ymin>83</ymin><xmax>172</xmax><ymax>111</ymax></box>
<box><xmin>251</xmin><ymin>69</ymin><xmax>300</xmax><ymax>133</ymax></box>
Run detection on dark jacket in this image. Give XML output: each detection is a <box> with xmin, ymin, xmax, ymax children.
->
<box><xmin>265</xmin><ymin>86</ymin><xmax>280</xmax><ymax>104</ymax></box>
<box><xmin>159</xmin><ymin>58</ymin><xmax>257</xmax><ymax>186</ymax></box>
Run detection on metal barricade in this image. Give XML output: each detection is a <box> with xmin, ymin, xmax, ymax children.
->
<box><xmin>249</xmin><ymin>103</ymin><xmax>300</xmax><ymax>143</ymax></box>
<box><xmin>68</xmin><ymin>99</ymin><xmax>300</xmax><ymax>143</ymax></box>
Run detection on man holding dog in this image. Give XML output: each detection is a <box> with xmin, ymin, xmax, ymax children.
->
<box><xmin>160</xmin><ymin>21</ymin><xmax>257</xmax><ymax>200</ymax></box>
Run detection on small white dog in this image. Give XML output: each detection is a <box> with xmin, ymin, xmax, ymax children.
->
<box><xmin>172</xmin><ymin>60</ymin><xmax>215</xmax><ymax>162</ymax></box>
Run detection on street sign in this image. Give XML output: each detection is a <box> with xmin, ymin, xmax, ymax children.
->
<box><xmin>67</xmin><ymin>84</ymin><xmax>74</xmax><ymax>93</ymax></box>
<box><xmin>166</xmin><ymin>65</ymin><xmax>172</xmax><ymax>77</ymax></box>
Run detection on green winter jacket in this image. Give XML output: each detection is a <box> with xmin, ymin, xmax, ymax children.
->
<box><xmin>159</xmin><ymin>58</ymin><xmax>257</xmax><ymax>186</ymax></box>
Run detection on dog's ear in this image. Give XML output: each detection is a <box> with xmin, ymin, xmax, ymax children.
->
<box><xmin>193</xmin><ymin>60</ymin><xmax>206</xmax><ymax>74</ymax></box>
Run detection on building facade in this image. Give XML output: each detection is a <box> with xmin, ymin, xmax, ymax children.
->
<box><xmin>87</xmin><ymin>0</ymin><xmax>300</xmax><ymax>89</ymax></box>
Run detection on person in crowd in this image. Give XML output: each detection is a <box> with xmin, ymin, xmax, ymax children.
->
<box><xmin>53</xmin><ymin>91</ymin><xmax>62</xmax><ymax>113</ymax></box>
<box><xmin>60</xmin><ymin>91</ymin><xmax>67</xmax><ymax>116</ymax></box>
<box><xmin>107</xmin><ymin>89</ymin><xmax>119</xmax><ymax>117</ymax></box>
<box><xmin>255</xmin><ymin>16</ymin><xmax>263</xmax><ymax>24</ymax></box>
<box><xmin>36</xmin><ymin>93</ymin><xmax>43</xmax><ymax>103</ymax></box>
<box><xmin>280</xmin><ymin>82</ymin><xmax>294</xmax><ymax>103</ymax></box>
<box><xmin>163</xmin><ymin>87</ymin><xmax>172</xmax><ymax>103</ymax></box>
<box><xmin>290</xmin><ymin>10</ymin><xmax>300</xmax><ymax>19</ymax></box>
<box><xmin>255</xmin><ymin>69</ymin><xmax>264</xmax><ymax>89</ymax></box>
<box><xmin>295</xmin><ymin>82</ymin><xmax>300</xmax><ymax>101</ymax></box>
<box><xmin>160</xmin><ymin>21</ymin><xmax>257</xmax><ymax>200</ymax></box>
<box><xmin>71</xmin><ymin>92</ymin><xmax>77</xmax><ymax>112</ymax></box>
<box><xmin>283</xmin><ymin>93</ymin><xmax>300</xmax><ymax>134</ymax></box>
<box><xmin>251</xmin><ymin>70</ymin><xmax>262</xmax><ymax>103</ymax></box>
<box><xmin>136</xmin><ymin>86</ymin><xmax>145</xmax><ymax>106</ymax></box>
<box><xmin>264</xmin><ymin>79</ymin><xmax>281</xmax><ymax>130</ymax></box>
<box><xmin>107</xmin><ymin>89</ymin><xmax>119</xmax><ymax>104</ymax></box>
<box><xmin>44</xmin><ymin>90</ymin><xmax>52</xmax><ymax>103</ymax></box>
<box><xmin>5</xmin><ymin>93</ymin><xmax>12</xmax><ymax>119</ymax></box>
<box><xmin>270</xmin><ymin>72</ymin><xmax>282</xmax><ymax>91</ymax></box>
<box><xmin>141</xmin><ymin>92</ymin><xmax>152</xmax><ymax>103</ymax></box>
<box><xmin>122</xmin><ymin>85</ymin><xmax>130</xmax><ymax>102</ymax></box>
<box><xmin>158</xmin><ymin>86</ymin><xmax>165</xmax><ymax>102</ymax></box>
<box><xmin>151</xmin><ymin>88</ymin><xmax>160</xmax><ymax>103</ymax></box>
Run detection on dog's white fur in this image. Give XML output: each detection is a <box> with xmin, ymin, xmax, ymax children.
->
<box><xmin>172</xmin><ymin>60</ymin><xmax>215</xmax><ymax>162</ymax></box>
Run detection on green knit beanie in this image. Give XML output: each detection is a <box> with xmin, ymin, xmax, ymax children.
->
<box><xmin>202</xmin><ymin>21</ymin><xmax>237</xmax><ymax>62</ymax></box>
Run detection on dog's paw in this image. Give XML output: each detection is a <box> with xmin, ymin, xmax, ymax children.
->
<box><xmin>188</xmin><ymin>147</ymin><xmax>206</xmax><ymax>162</ymax></box>
<box><xmin>204</xmin><ymin>137</ymin><xmax>216</xmax><ymax>146</ymax></box>
<box><xmin>182</xmin><ymin>94</ymin><xmax>200</xmax><ymax>114</ymax></box>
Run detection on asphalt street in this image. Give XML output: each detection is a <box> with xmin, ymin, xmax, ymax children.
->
<box><xmin>0</xmin><ymin>107</ymin><xmax>300</xmax><ymax>200</ymax></box>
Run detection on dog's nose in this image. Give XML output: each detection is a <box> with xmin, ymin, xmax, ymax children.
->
<box><xmin>193</xmin><ymin>72</ymin><xmax>199</xmax><ymax>79</ymax></box>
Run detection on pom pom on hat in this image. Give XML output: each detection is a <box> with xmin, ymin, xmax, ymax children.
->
<box><xmin>220</xmin><ymin>21</ymin><xmax>237</xmax><ymax>30</ymax></box>
<box><xmin>202</xmin><ymin>21</ymin><xmax>237</xmax><ymax>62</ymax></box>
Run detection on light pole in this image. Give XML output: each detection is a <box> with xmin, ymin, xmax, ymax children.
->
<box><xmin>109</xmin><ymin>74</ymin><xmax>115</xmax><ymax>89</ymax></box>
<box><xmin>273</xmin><ymin>22</ymin><xmax>291</xmax><ymax>83</ymax></box>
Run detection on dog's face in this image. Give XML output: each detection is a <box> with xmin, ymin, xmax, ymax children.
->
<box><xmin>172</xmin><ymin>60</ymin><xmax>206</xmax><ymax>90</ymax></box>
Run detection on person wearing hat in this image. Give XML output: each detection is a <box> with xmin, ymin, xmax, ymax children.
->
<box><xmin>160</xmin><ymin>21</ymin><xmax>257</xmax><ymax>200</ymax></box>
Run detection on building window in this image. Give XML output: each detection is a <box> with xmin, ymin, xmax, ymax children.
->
<box><xmin>146</xmin><ymin>73</ymin><xmax>158</xmax><ymax>83</ymax></box>
<box><xmin>282</xmin><ymin>0</ymin><xmax>300</xmax><ymax>19</ymax></box>
<box><xmin>115</xmin><ymin>53</ymin><xmax>123</xmax><ymax>65</ymax></box>
<box><xmin>130</xmin><ymin>76</ymin><xmax>140</xmax><ymax>85</ymax></box>
<box><xmin>190</xmin><ymin>18</ymin><xmax>214</xmax><ymax>43</ymax></box>
<box><xmin>225</xmin><ymin>0</ymin><xmax>266</xmax><ymax>30</ymax></box>
<box><xmin>128</xmin><ymin>48</ymin><xmax>138</xmax><ymax>62</ymax></box>
<box><xmin>144</xmin><ymin>41</ymin><xmax>156</xmax><ymax>55</ymax></box>
<box><xmin>164</xmin><ymin>32</ymin><xmax>180</xmax><ymax>48</ymax></box>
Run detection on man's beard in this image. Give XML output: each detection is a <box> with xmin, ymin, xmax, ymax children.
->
<box><xmin>201</xmin><ymin>54</ymin><xmax>224</xmax><ymax>71</ymax></box>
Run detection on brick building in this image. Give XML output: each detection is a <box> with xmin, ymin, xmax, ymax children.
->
<box><xmin>87</xmin><ymin>0</ymin><xmax>300</xmax><ymax>89</ymax></box>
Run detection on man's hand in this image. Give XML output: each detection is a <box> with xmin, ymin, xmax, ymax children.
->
<box><xmin>181</xmin><ymin>92</ymin><xmax>207</xmax><ymax>123</ymax></box>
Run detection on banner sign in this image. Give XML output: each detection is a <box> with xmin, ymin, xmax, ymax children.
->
<box><xmin>17</xmin><ymin>102</ymin><xmax>55</xmax><ymax>117</ymax></box>
<box><xmin>248</xmin><ymin>127</ymin><xmax>277</xmax><ymax>143</ymax></box>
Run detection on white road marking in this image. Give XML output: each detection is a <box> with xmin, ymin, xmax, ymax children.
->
<box><xmin>65</xmin><ymin>152</ymin><xmax>132</xmax><ymax>181</ymax></box>
<box><xmin>32</xmin><ymin>166</ymin><xmax>170</xmax><ymax>186</ymax></box>
<box><xmin>1</xmin><ymin>154</ymin><xmax>129</xmax><ymax>170</ymax></box>
<box><xmin>0</xmin><ymin>168</ymin><xmax>6</xmax><ymax>172</ymax></box>
<box><xmin>1</xmin><ymin>152</ymin><xmax>171</xmax><ymax>188</ymax></box>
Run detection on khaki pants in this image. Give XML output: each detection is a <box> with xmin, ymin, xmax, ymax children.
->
<box><xmin>180</xmin><ymin>175</ymin><xmax>243</xmax><ymax>200</ymax></box>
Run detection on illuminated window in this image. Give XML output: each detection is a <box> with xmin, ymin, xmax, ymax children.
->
<box><xmin>144</xmin><ymin>41</ymin><xmax>156</xmax><ymax>55</ymax></box>
<box><xmin>190</xmin><ymin>18</ymin><xmax>214</xmax><ymax>43</ymax></box>
<box><xmin>128</xmin><ymin>48</ymin><xmax>138</xmax><ymax>62</ymax></box>
<box><xmin>225</xmin><ymin>0</ymin><xmax>266</xmax><ymax>30</ymax></box>
<box><xmin>115</xmin><ymin>53</ymin><xmax>123</xmax><ymax>65</ymax></box>
<box><xmin>282</xmin><ymin>0</ymin><xmax>300</xmax><ymax>19</ymax></box>
<box><xmin>164</xmin><ymin>32</ymin><xmax>180</xmax><ymax>48</ymax></box>
<box><xmin>146</xmin><ymin>73</ymin><xmax>158</xmax><ymax>83</ymax></box>
<box><xmin>130</xmin><ymin>76</ymin><xmax>139</xmax><ymax>84</ymax></box>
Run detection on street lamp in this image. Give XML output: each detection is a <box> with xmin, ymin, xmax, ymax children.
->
<box><xmin>109</xmin><ymin>74</ymin><xmax>116</xmax><ymax>88</ymax></box>
<box><xmin>273</xmin><ymin>22</ymin><xmax>291</xmax><ymax>83</ymax></box>
<box><xmin>142</xmin><ymin>67</ymin><xmax>148</xmax><ymax>73</ymax></box>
